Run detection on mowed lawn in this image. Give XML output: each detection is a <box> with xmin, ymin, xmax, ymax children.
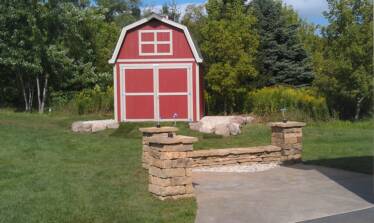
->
<box><xmin>0</xmin><ymin>111</ymin><xmax>196</xmax><ymax>223</ymax></box>
<box><xmin>0</xmin><ymin>111</ymin><xmax>373</xmax><ymax>223</ymax></box>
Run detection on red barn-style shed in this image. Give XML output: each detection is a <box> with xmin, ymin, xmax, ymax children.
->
<box><xmin>109</xmin><ymin>14</ymin><xmax>203</xmax><ymax>122</ymax></box>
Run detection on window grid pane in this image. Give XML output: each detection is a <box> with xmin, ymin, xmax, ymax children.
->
<box><xmin>140</xmin><ymin>30</ymin><xmax>172</xmax><ymax>55</ymax></box>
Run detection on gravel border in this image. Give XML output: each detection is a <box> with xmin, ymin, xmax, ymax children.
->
<box><xmin>192</xmin><ymin>163</ymin><xmax>279</xmax><ymax>173</ymax></box>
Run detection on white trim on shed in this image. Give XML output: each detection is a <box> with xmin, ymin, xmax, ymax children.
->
<box><xmin>108</xmin><ymin>14</ymin><xmax>203</xmax><ymax>64</ymax></box>
<box><xmin>119</xmin><ymin>63</ymin><xmax>193</xmax><ymax>122</ymax></box>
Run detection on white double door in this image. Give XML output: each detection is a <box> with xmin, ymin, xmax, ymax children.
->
<box><xmin>120</xmin><ymin>63</ymin><xmax>193</xmax><ymax>121</ymax></box>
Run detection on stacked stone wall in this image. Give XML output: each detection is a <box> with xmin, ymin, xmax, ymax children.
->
<box><xmin>188</xmin><ymin>145</ymin><xmax>282</xmax><ymax>167</ymax></box>
<box><xmin>270</xmin><ymin>122</ymin><xmax>305</xmax><ymax>163</ymax></box>
<box><xmin>139</xmin><ymin>121</ymin><xmax>305</xmax><ymax>200</ymax></box>
<box><xmin>139</xmin><ymin>127</ymin><xmax>178</xmax><ymax>169</ymax></box>
<box><xmin>146</xmin><ymin>136</ymin><xmax>197</xmax><ymax>200</ymax></box>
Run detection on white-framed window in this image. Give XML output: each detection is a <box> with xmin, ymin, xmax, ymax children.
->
<box><xmin>138</xmin><ymin>30</ymin><xmax>173</xmax><ymax>56</ymax></box>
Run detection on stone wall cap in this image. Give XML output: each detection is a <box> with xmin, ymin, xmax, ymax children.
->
<box><xmin>268</xmin><ymin>121</ymin><xmax>306</xmax><ymax>128</ymax></box>
<box><xmin>139</xmin><ymin>126</ymin><xmax>179</xmax><ymax>133</ymax></box>
<box><xmin>147</xmin><ymin>135</ymin><xmax>198</xmax><ymax>144</ymax></box>
<box><xmin>188</xmin><ymin>145</ymin><xmax>281</xmax><ymax>158</ymax></box>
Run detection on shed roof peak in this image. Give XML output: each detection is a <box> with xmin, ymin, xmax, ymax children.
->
<box><xmin>108</xmin><ymin>14</ymin><xmax>203</xmax><ymax>64</ymax></box>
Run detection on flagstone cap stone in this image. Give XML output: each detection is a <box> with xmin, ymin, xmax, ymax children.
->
<box><xmin>188</xmin><ymin>145</ymin><xmax>281</xmax><ymax>158</ymax></box>
<box><xmin>139</xmin><ymin>126</ymin><xmax>179</xmax><ymax>133</ymax></box>
<box><xmin>269</xmin><ymin>121</ymin><xmax>306</xmax><ymax>128</ymax></box>
<box><xmin>147</xmin><ymin>135</ymin><xmax>198</xmax><ymax>145</ymax></box>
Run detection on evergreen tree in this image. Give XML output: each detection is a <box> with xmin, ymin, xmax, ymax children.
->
<box><xmin>250</xmin><ymin>0</ymin><xmax>314</xmax><ymax>87</ymax></box>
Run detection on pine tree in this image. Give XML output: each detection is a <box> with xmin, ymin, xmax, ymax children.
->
<box><xmin>250</xmin><ymin>0</ymin><xmax>314</xmax><ymax>87</ymax></box>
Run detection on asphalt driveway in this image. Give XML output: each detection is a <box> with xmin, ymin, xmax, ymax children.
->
<box><xmin>193</xmin><ymin>164</ymin><xmax>374</xmax><ymax>223</ymax></box>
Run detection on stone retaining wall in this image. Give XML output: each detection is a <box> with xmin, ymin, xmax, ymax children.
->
<box><xmin>139</xmin><ymin>121</ymin><xmax>305</xmax><ymax>200</ymax></box>
<box><xmin>146</xmin><ymin>135</ymin><xmax>198</xmax><ymax>200</ymax></box>
<box><xmin>188</xmin><ymin>121</ymin><xmax>306</xmax><ymax>167</ymax></box>
<box><xmin>188</xmin><ymin>145</ymin><xmax>283</xmax><ymax>167</ymax></box>
<box><xmin>270</xmin><ymin>121</ymin><xmax>306</xmax><ymax>163</ymax></box>
<box><xmin>139</xmin><ymin>127</ymin><xmax>178</xmax><ymax>169</ymax></box>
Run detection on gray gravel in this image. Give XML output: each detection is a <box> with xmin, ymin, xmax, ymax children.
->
<box><xmin>192</xmin><ymin>163</ymin><xmax>279</xmax><ymax>173</ymax></box>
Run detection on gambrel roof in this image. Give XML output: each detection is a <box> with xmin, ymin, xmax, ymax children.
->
<box><xmin>108</xmin><ymin>14</ymin><xmax>203</xmax><ymax>64</ymax></box>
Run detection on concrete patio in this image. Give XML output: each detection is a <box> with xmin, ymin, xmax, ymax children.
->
<box><xmin>193</xmin><ymin>164</ymin><xmax>374</xmax><ymax>223</ymax></box>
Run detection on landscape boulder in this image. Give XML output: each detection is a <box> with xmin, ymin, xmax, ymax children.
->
<box><xmin>214</xmin><ymin>123</ymin><xmax>230</xmax><ymax>136</ymax></box>
<box><xmin>71</xmin><ymin>119</ymin><xmax>119</xmax><ymax>133</ymax></box>
<box><xmin>189</xmin><ymin>116</ymin><xmax>254</xmax><ymax>136</ymax></box>
<box><xmin>227</xmin><ymin>123</ymin><xmax>241</xmax><ymax>136</ymax></box>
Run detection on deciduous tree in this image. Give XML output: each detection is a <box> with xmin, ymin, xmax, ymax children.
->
<box><xmin>201</xmin><ymin>0</ymin><xmax>259</xmax><ymax>114</ymax></box>
<box><xmin>315</xmin><ymin>0</ymin><xmax>373</xmax><ymax>119</ymax></box>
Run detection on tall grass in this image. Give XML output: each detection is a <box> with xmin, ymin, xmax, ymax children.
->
<box><xmin>51</xmin><ymin>85</ymin><xmax>113</xmax><ymax>115</ymax></box>
<box><xmin>246</xmin><ymin>86</ymin><xmax>330</xmax><ymax>121</ymax></box>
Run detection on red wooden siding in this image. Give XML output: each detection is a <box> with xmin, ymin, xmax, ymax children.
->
<box><xmin>117</xmin><ymin>20</ymin><xmax>194</xmax><ymax>59</ymax></box>
<box><xmin>126</xmin><ymin>96</ymin><xmax>154</xmax><ymax>119</ymax></box>
<box><xmin>159</xmin><ymin>95</ymin><xmax>188</xmax><ymax>119</ymax></box>
<box><xmin>125</xmin><ymin>69</ymin><xmax>153</xmax><ymax>92</ymax></box>
<box><xmin>112</xmin><ymin>17</ymin><xmax>203</xmax><ymax>122</ymax></box>
<box><xmin>158</xmin><ymin>68</ymin><xmax>187</xmax><ymax>92</ymax></box>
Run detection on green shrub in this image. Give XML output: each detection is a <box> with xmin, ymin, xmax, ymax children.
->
<box><xmin>52</xmin><ymin>85</ymin><xmax>113</xmax><ymax>115</ymax></box>
<box><xmin>50</xmin><ymin>91</ymin><xmax>74</xmax><ymax>111</ymax></box>
<box><xmin>73</xmin><ymin>85</ymin><xmax>113</xmax><ymax>115</ymax></box>
<box><xmin>246</xmin><ymin>86</ymin><xmax>330</xmax><ymax>121</ymax></box>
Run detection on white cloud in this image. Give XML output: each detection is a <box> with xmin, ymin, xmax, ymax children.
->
<box><xmin>142</xmin><ymin>2</ymin><xmax>203</xmax><ymax>17</ymax></box>
<box><xmin>142</xmin><ymin>0</ymin><xmax>328</xmax><ymax>24</ymax></box>
<box><xmin>283</xmin><ymin>0</ymin><xmax>328</xmax><ymax>20</ymax></box>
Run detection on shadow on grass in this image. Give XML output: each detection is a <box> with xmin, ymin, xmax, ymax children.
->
<box><xmin>304</xmin><ymin>156</ymin><xmax>373</xmax><ymax>175</ymax></box>
<box><xmin>291</xmin><ymin>157</ymin><xmax>374</xmax><ymax>204</ymax></box>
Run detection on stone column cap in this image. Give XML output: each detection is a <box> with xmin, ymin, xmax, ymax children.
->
<box><xmin>139</xmin><ymin>126</ymin><xmax>179</xmax><ymax>133</ymax></box>
<box><xmin>268</xmin><ymin>121</ymin><xmax>306</xmax><ymax>128</ymax></box>
<box><xmin>147</xmin><ymin>135</ymin><xmax>198</xmax><ymax>145</ymax></box>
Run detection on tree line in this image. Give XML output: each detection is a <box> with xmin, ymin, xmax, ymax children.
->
<box><xmin>0</xmin><ymin>0</ymin><xmax>372</xmax><ymax>120</ymax></box>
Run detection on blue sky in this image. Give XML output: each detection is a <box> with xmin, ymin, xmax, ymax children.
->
<box><xmin>142</xmin><ymin>0</ymin><xmax>329</xmax><ymax>25</ymax></box>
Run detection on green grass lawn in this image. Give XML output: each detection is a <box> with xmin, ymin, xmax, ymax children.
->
<box><xmin>0</xmin><ymin>111</ymin><xmax>195</xmax><ymax>223</ymax></box>
<box><xmin>115</xmin><ymin>120</ymin><xmax>373</xmax><ymax>175</ymax></box>
<box><xmin>302</xmin><ymin>120</ymin><xmax>373</xmax><ymax>174</ymax></box>
<box><xmin>0</xmin><ymin>110</ymin><xmax>372</xmax><ymax>223</ymax></box>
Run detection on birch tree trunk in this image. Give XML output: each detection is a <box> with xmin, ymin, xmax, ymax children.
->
<box><xmin>36</xmin><ymin>74</ymin><xmax>49</xmax><ymax>113</ymax></box>
<box><xmin>36</xmin><ymin>76</ymin><xmax>41</xmax><ymax>111</ymax></box>
<box><xmin>40</xmin><ymin>74</ymin><xmax>48</xmax><ymax>113</ymax></box>
<box><xmin>354</xmin><ymin>96</ymin><xmax>364</xmax><ymax>121</ymax></box>
<box><xmin>28</xmin><ymin>85</ymin><xmax>33</xmax><ymax>111</ymax></box>
<box><xmin>17</xmin><ymin>73</ymin><xmax>30</xmax><ymax>111</ymax></box>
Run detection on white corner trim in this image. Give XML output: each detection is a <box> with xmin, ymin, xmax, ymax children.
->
<box><xmin>195</xmin><ymin>64</ymin><xmax>200</xmax><ymax>121</ymax></box>
<box><xmin>183</xmin><ymin>26</ymin><xmax>202</xmax><ymax>63</ymax></box>
<box><xmin>109</xmin><ymin>14</ymin><xmax>202</xmax><ymax>64</ymax></box>
<box><xmin>109</xmin><ymin>28</ymin><xmax>127</xmax><ymax>64</ymax></box>
<box><xmin>113</xmin><ymin>66</ymin><xmax>118</xmax><ymax>122</ymax></box>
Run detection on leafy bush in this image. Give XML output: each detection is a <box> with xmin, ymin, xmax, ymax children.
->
<box><xmin>74</xmin><ymin>85</ymin><xmax>113</xmax><ymax>115</ymax></box>
<box><xmin>246</xmin><ymin>86</ymin><xmax>330</xmax><ymax>121</ymax></box>
<box><xmin>50</xmin><ymin>91</ymin><xmax>74</xmax><ymax>111</ymax></box>
<box><xmin>52</xmin><ymin>85</ymin><xmax>113</xmax><ymax>115</ymax></box>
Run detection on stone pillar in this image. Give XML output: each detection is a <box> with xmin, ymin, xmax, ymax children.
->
<box><xmin>139</xmin><ymin>127</ymin><xmax>178</xmax><ymax>169</ymax></box>
<box><xmin>270</xmin><ymin>121</ymin><xmax>306</xmax><ymax>163</ymax></box>
<box><xmin>147</xmin><ymin>135</ymin><xmax>198</xmax><ymax>200</ymax></box>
